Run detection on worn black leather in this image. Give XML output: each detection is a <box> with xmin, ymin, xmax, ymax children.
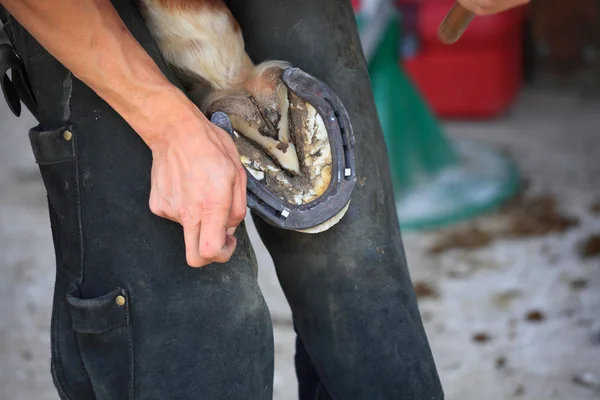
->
<box><xmin>1</xmin><ymin>0</ymin><xmax>443</xmax><ymax>399</ymax></box>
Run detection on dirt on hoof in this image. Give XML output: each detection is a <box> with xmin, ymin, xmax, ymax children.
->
<box><xmin>428</xmin><ymin>194</ymin><xmax>579</xmax><ymax>254</ymax></box>
<box><xmin>578</xmin><ymin>234</ymin><xmax>600</xmax><ymax>259</ymax></box>
<box><xmin>413</xmin><ymin>281</ymin><xmax>440</xmax><ymax>299</ymax></box>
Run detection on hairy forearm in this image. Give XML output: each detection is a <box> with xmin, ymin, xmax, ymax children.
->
<box><xmin>0</xmin><ymin>0</ymin><xmax>199</xmax><ymax>145</ymax></box>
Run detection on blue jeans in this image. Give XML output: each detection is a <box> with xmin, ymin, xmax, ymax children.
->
<box><xmin>0</xmin><ymin>1</ymin><xmax>443</xmax><ymax>398</ymax></box>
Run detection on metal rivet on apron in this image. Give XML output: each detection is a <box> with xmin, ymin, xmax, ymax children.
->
<box><xmin>63</xmin><ymin>130</ymin><xmax>73</xmax><ymax>141</ymax></box>
<box><xmin>115</xmin><ymin>295</ymin><xmax>126</xmax><ymax>306</ymax></box>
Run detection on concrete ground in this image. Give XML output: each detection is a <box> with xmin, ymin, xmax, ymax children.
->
<box><xmin>1</xmin><ymin>77</ymin><xmax>600</xmax><ymax>400</ymax></box>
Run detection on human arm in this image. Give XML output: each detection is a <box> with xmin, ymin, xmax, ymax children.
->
<box><xmin>0</xmin><ymin>0</ymin><xmax>247</xmax><ymax>267</ymax></box>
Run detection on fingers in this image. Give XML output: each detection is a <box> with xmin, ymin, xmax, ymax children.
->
<box><xmin>152</xmin><ymin>175</ymin><xmax>239</xmax><ymax>267</ymax></box>
<box><xmin>228</xmin><ymin>166</ymin><xmax>247</xmax><ymax>231</ymax></box>
<box><xmin>182</xmin><ymin>208</ymin><xmax>237</xmax><ymax>268</ymax></box>
<box><xmin>148</xmin><ymin>120</ymin><xmax>246</xmax><ymax>269</ymax></box>
<box><xmin>152</xmin><ymin>178</ymin><xmax>241</xmax><ymax>268</ymax></box>
<box><xmin>183</xmin><ymin>221</ymin><xmax>205</xmax><ymax>267</ymax></box>
<box><xmin>214</xmin><ymin>124</ymin><xmax>248</xmax><ymax>235</ymax></box>
<box><xmin>198</xmin><ymin>198</ymin><xmax>236</xmax><ymax>266</ymax></box>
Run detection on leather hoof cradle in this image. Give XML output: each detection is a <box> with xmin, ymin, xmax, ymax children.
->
<box><xmin>210</xmin><ymin>67</ymin><xmax>357</xmax><ymax>233</ymax></box>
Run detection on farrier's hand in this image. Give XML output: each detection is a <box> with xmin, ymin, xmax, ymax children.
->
<box><xmin>0</xmin><ymin>0</ymin><xmax>246</xmax><ymax>268</ymax></box>
<box><xmin>143</xmin><ymin>90</ymin><xmax>247</xmax><ymax>268</ymax></box>
<box><xmin>458</xmin><ymin>0</ymin><xmax>530</xmax><ymax>15</ymax></box>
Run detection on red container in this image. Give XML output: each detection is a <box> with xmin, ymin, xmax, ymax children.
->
<box><xmin>401</xmin><ymin>1</ymin><xmax>527</xmax><ymax>118</ymax></box>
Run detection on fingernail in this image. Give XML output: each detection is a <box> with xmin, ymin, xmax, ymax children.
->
<box><xmin>227</xmin><ymin>227</ymin><xmax>236</xmax><ymax>236</ymax></box>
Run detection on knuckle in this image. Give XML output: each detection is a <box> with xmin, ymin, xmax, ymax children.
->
<box><xmin>186</xmin><ymin>254</ymin><xmax>205</xmax><ymax>268</ymax></box>
<box><xmin>224</xmin><ymin>164</ymin><xmax>237</xmax><ymax>181</ymax></box>
<box><xmin>149</xmin><ymin>197</ymin><xmax>164</xmax><ymax>216</ymax></box>
<box><xmin>218</xmin><ymin>157</ymin><xmax>237</xmax><ymax>176</ymax></box>
<box><xmin>149</xmin><ymin>201</ymin><xmax>160</xmax><ymax>215</ymax></box>
<box><xmin>203</xmin><ymin>194</ymin><xmax>232</xmax><ymax>213</ymax></box>
<box><xmin>179</xmin><ymin>204</ymin><xmax>200</xmax><ymax>225</ymax></box>
<box><xmin>231</xmin><ymin>208</ymin><xmax>247</xmax><ymax>223</ymax></box>
<box><xmin>238</xmin><ymin>166</ymin><xmax>248</xmax><ymax>183</ymax></box>
<box><xmin>200</xmin><ymin>243</ymin><xmax>221</xmax><ymax>260</ymax></box>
